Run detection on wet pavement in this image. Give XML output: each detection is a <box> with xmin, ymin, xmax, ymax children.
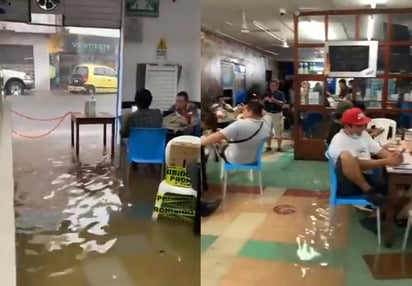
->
<box><xmin>10</xmin><ymin>92</ymin><xmax>199</xmax><ymax>286</ymax></box>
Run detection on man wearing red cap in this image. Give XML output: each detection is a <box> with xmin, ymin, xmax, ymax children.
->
<box><xmin>328</xmin><ymin>108</ymin><xmax>403</xmax><ymax>207</ymax></box>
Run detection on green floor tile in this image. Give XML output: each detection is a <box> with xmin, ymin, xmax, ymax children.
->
<box><xmin>238</xmin><ymin>239</ymin><xmax>344</xmax><ymax>268</ymax></box>
<box><xmin>207</xmin><ymin>152</ymin><xmax>329</xmax><ymax>190</ymax></box>
<box><xmin>201</xmin><ymin>235</ymin><xmax>218</xmax><ymax>252</ymax></box>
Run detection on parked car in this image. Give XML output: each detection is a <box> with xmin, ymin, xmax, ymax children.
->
<box><xmin>68</xmin><ymin>64</ymin><xmax>118</xmax><ymax>94</ymax></box>
<box><xmin>0</xmin><ymin>68</ymin><xmax>34</xmax><ymax>96</ymax></box>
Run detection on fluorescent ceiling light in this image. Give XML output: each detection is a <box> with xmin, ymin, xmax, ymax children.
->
<box><xmin>253</xmin><ymin>21</ymin><xmax>284</xmax><ymax>42</ymax></box>
<box><xmin>256</xmin><ymin>46</ymin><xmax>278</xmax><ymax>56</ymax></box>
<box><xmin>215</xmin><ymin>30</ymin><xmax>251</xmax><ymax>46</ymax></box>
<box><xmin>225</xmin><ymin>21</ymin><xmax>233</xmax><ymax>26</ymax></box>
<box><xmin>367</xmin><ymin>15</ymin><xmax>374</xmax><ymax>40</ymax></box>
<box><xmin>359</xmin><ymin>0</ymin><xmax>387</xmax><ymax>7</ymax></box>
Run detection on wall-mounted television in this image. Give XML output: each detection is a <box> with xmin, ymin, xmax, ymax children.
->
<box><xmin>325</xmin><ymin>41</ymin><xmax>379</xmax><ymax>78</ymax></box>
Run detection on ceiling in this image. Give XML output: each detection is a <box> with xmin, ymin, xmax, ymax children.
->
<box><xmin>201</xmin><ymin>0</ymin><xmax>412</xmax><ymax>60</ymax></box>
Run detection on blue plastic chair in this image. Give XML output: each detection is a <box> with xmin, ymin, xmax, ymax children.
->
<box><xmin>128</xmin><ymin>128</ymin><xmax>167</xmax><ymax>164</ymax></box>
<box><xmin>126</xmin><ymin>128</ymin><xmax>167</xmax><ymax>181</ymax></box>
<box><xmin>325</xmin><ymin>151</ymin><xmax>381</xmax><ymax>246</ymax></box>
<box><xmin>221</xmin><ymin>138</ymin><xmax>267</xmax><ymax>199</ymax></box>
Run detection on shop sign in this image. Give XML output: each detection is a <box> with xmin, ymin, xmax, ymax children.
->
<box><xmin>64</xmin><ymin>36</ymin><xmax>118</xmax><ymax>55</ymax></box>
<box><xmin>126</xmin><ymin>0</ymin><xmax>159</xmax><ymax>17</ymax></box>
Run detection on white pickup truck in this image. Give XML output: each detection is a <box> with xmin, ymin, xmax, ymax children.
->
<box><xmin>0</xmin><ymin>68</ymin><xmax>34</xmax><ymax>96</ymax></box>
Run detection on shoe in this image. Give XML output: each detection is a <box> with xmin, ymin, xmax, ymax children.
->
<box><xmin>353</xmin><ymin>205</ymin><xmax>374</xmax><ymax>212</ymax></box>
<box><xmin>201</xmin><ymin>199</ymin><xmax>222</xmax><ymax>217</ymax></box>
<box><xmin>365</xmin><ymin>191</ymin><xmax>387</xmax><ymax>207</ymax></box>
<box><xmin>265</xmin><ymin>147</ymin><xmax>272</xmax><ymax>152</ymax></box>
<box><xmin>277</xmin><ymin>147</ymin><xmax>283</xmax><ymax>152</ymax></box>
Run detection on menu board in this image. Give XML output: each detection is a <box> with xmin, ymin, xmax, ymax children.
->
<box><xmin>329</xmin><ymin>46</ymin><xmax>370</xmax><ymax>72</ymax></box>
<box><xmin>144</xmin><ymin>64</ymin><xmax>178</xmax><ymax>111</ymax></box>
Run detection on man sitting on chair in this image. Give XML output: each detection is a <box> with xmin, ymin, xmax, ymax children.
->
<box><xmin>120</xmin><ymin>89</ymin><xmax>163</xmax><ymax>139</ymax></box>
<box><xmin>328</xmin><ymin>107</ymin><xmax>404</xmax><ymax>207</ymax></box>
<box><xmin>200</xmin><ymin>101</ymin><xmax>271</xmax><ymax>165</ymax></box>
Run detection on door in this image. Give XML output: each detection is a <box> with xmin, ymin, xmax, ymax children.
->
<box><xmin>104</xmin><ymin>67</ymin><xmax>118</xmax><ymax>93</ymax></box>
<box><xmin>92</xmin><ymin>67</ymin><xmax>106</xmax><ymax>92</ymax></box>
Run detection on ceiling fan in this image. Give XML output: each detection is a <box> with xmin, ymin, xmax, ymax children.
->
<box><xmin>230</xmin><ymin>10</ymin><xmax>281</xmax><ymax>34</ymax></box>
<box><xmin>253</xmin><ymin>21</ymin><xmax>289</xmax><ymax>48</ymax></box>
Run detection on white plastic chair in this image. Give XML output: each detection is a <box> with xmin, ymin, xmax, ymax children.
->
<box><xmin>367</xmin><ymin>118</ymin><xmax>397</xmax><ymax>145</ymax></box>
<box><xmin>152</xmin><ymin>135</ymin><xmax>199</xmax><ymax>220</ymax></box>
<box><xmin>402</xmin><ymin>210</ymin><xmax>412</xmax><ymax>251</ymax></box>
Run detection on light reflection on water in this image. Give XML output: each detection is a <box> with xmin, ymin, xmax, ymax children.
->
<box><xmin>15</xmin><ymin>155</ymin><xmax>199</xmax><ymax>285</ymax></box>
<box><xmin>15</xmin><ymin>160</ymin><xmax>123</xmax><ymax>279</ymax></box>
<box><xmin>293</xmin><ymin>192</ymin><xmax>342</xmax><ymax>277</ymax></box>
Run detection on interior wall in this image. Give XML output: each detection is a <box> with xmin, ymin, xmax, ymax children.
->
<box><xmin>0</xmin><ymin>99</ymin><xmax>17</xmax><ymax>286</ymax></box>
<box><xmin>201</xmin><ymin>31</ymin><xmax>277</xmax><ymax>106</ymax></box>
<box><xmin>121</xmin><ymin>0</ymin><xmax>200</xmax><ymax>103</ymax></box>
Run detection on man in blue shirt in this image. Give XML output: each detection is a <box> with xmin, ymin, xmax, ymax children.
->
<box><xmin>263</xmin><ymin>80</ymin><xmax>287</xmax><ymax>152</ymax></box>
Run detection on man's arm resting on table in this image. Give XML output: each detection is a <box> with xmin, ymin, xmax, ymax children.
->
<box><xmin>201</xmin><ymin>132</ymin><xmax>227</xmax><ymax>146</ymax></box>
<box><xmin>357</xmin><ymin>146</ymin><xmax>392</xmax><ymax>170</ymax></box>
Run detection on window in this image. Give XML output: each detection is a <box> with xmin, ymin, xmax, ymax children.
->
<box><xmin>0</xmin><ymin>45</ymin><xmax>34</xmax><ymax>65</ymax></box>
<box><xmin>74</xmin><ymin>66</ymin><xmax>88</xmax><ymax>76</ymax></box>
<box><xmin>94</xmin><ymin>67</ymin><xmax>105</xmax><ymax>76</ymax></box>
<box><xmin>104</xmin><ymin>68</ymin><xmax>117</xmax><ymax>77</ymax></box>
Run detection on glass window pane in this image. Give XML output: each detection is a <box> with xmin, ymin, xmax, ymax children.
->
<box><xmin>298</xmin><ymin>16</ymin><xmax>325</xmax><ymax>43</ymax></box>
<box><xmin>299</xmin><ymin>111</ymin><xmax>327</xmax><ymax>139</ymax></box>
<box><xmin>299</xmin><ymin>80</ymin><xmax>324</xmax><ymax>105</ymax></box>
<box><xmin>298</xmin><ymin>48</ymin><xmax>325</xmax><ymax>75</ymax></box>
<box><xmin>359</xmin><ymin>14</ymin><xmax>388</xmax><ymax>41</ymax></box>
<box><xmin>387</xmin><ymin>77</ymin><xmax>412</xmax><ymax>103</ymax></box>
<box><xmin>328</xmin><ymin>15</ymin><xmax>356</xmax><ymax>41</ymax></box>
<box><xmin>389</xmin><ymin>13</ymin><xmax>412</xmax><ymax>42</ymax></box>
<box><xmin>362</xmin><ymin>78</ymin><xmax>384</xmax><ymax>109</ymax></box>
<box><xmin>326</xmin><ymin>78</ymin><xmax>383</xmax><ymax>109</ymax></box>
<box><xmin>389</xmin><ymin>45</ymin><xmax>412</xmax><ymax>74</ymax></box>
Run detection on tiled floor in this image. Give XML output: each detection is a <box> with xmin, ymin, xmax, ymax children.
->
<box><xmin>201</xmin><ymin>148</ymin><xmax>412</xmax><ymax>286</ymax></box>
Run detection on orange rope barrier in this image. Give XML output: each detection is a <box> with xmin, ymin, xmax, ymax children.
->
<box><xmin>11</xmin><ymin>112</ymin><xmax>71</xmax><ymax>139</ymax></box>
<box><xmin>11</xmin><ymin>110</ymin><xmax>71</xmax><ymax>121</ymax></box>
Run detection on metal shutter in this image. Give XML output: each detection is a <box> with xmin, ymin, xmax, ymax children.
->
<box><xmin>0</xmin><ymin>0</ymin><xmax>30</xmax><ymax>22</ymax></box>
<box><xmin>63</xmin><ymin>0</ymin><xmax>122</xmax><ymax>29</ymax></box>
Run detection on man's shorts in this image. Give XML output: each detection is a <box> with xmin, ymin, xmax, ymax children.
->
<box><xmin>335</xmin><ymin>156</ymin><xmax>388</xmax><ymax>196</ymax></box>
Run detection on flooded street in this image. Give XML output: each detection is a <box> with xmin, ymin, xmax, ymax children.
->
<box><xmin>11</xmin><ymin>92</ymin><xmax>199</xmax><ymax>286</ymax></box>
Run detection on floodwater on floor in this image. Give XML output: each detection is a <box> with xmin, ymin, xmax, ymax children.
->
<box><xmin>13</xmin><ymin>137</ymin><xmax>200</xmax><ymax>286</ymax></box>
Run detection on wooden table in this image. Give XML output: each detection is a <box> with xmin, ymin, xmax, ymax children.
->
<box><xmin>71</xmin><ymin>112</ymin><xmax>116</xmax><ymax>159</ymax></box>
<box><xmin>385</xmin><ymin>150</ymin><xmax>412</xmax><ymax>247</ymax></box>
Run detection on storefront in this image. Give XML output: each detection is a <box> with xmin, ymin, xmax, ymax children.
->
<box><xmin>57</xmin><ymin>34</ymin><xmax>120</xmax><ymax>88</ymax></box>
